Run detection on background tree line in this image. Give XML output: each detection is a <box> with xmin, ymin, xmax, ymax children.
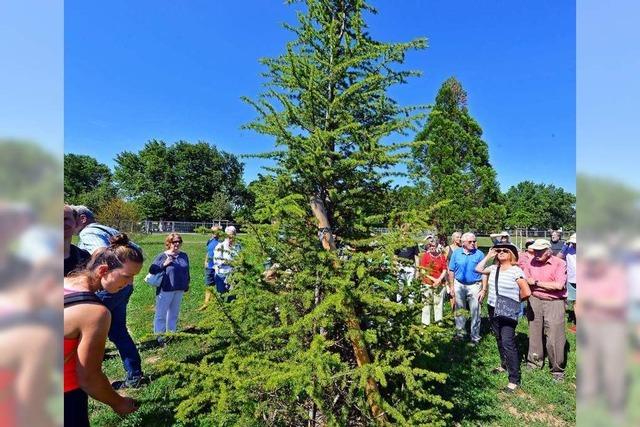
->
<box><xmin>64</xmin><ymin>82</ymin><xmax>575</xmax><ymax>234</ymax></box>
<box><xmin>64</xmin><ymin>140</ymin><xmax>247</xmax><ymax>224</ymax></box>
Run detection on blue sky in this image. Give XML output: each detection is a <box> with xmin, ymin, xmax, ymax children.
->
<box><xmin>577</xmin><ymin>0</ymin><xmax>640</xmax><ymax>189</ymax></box>
<box><xmin>0</xmin><ymin>0</ymin><xmax>62</xmax><ymax>155</ymax></box>
<box><xmin>65</xmin><ymin>0</ymin><xmax>576</xmax><ymax>193</ymax></box>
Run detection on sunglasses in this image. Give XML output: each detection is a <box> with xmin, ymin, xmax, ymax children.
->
<box><xmin>494</xmin><ymin>249</ymin><xmax>510</xmax><ymax>254</ymax></box>
<box><xmin>466</xmin><ymin>240</ymin><xmax>477</xmax><ymax>243</ymax></box>
<box><xmin>171</xmin><ymin>240</ymin><xmax>182</xmax><ymax>244</ymax></box>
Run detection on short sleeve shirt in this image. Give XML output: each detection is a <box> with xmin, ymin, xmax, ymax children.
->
<box><xmin>419</xmin><ymin>252</ymin><xmax>447</xmax><ymax>284</ymax></box>
<box><xmin>205</xmin><ymin>238</ymin><xmax>219</xmax><ymax>269</ymax></box>
<box><xmin>448</xmin><ymin>248</ymin><xmax>484</xmax><ymax>284</ymax></box>
<box><xmin>523</xmin><ymin>255</ymin><xmax>567</xmax><ymax>300</ymax></box>
<box><xmin>487</xmin><ymin>265</ymin><xmax>525</xmax><ymax>306</ymax></box>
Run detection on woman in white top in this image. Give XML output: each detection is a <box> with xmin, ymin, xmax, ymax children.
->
<box><xmin>213</xmin><ymin>226</ymin><xmax>241</xmax><ymax>301</ymax></box>
<box><xmin>476</xmin><ymin>243</ymin><xmax>531</xmax><ymax>392</ymax></box>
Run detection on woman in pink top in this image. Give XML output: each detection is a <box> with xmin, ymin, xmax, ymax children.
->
<box><xmin>64</xmin><ymin>233</ymin><xmax>144</xmax><ymax>426</ymax></box>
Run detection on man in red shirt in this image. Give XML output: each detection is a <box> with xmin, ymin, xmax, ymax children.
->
<box><xmin>418</xmin><ymin>241</ymin><xmax>448</xmax><ymax>325</ymax></box>
<box><xmin>523</xmin><ymin>239</ymin><xmax>568</xmax><ymax>381</ymax></box>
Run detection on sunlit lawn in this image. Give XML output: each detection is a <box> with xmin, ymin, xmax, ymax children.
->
<box><xmin>89</xmin><ymin>232</ymin><xmax>576</xmax><ymax>426</ymax></box>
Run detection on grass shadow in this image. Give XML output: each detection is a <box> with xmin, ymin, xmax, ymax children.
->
<box><xmin>419</xmin><ymin>315</ymin><xmax>502</xmax><ymax>425</ymax></box>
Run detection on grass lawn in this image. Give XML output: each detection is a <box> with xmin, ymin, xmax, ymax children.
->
<box><xmin>89</xmin><ymin>232</ymin><xmax>577</xmax><ymax>426</ymax></box>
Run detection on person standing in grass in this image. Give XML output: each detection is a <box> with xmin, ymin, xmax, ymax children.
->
<box><xmin>64</xmin><ymin>234</ymin><xmax>143</xmax><ymax>425</ymax></box>
<box><xmin>418</xmin><ymin>240</ymin><xmax>448</xmax><ymax>325</ymax></box>
<box><xmin>448</xmin><ymin>232</ymin><xmax>485</xmax><ymax>345</ymax></box>
<box><xmin>523</xmin><ymin>239</ymin><xmax>568</xmax><ymax>381</ymax></box>
<box><xmin>558</xmin><ymin>233</ymin><xmax>577</xmax><ymax>331</ymax></box>
<box><xmin>214</xmin><ymin>226</ymin><xmax>240</xmax><ymax>300</ymax></box>
<box><xmin>476</xmin><ymin>243</ymin><xmax>531</xmax><ymax>392</ymax></box>
<box><xmin>64</xmin><ymin>204</ymin><xmax>90</xmax><ymax>277</ymax></box>
<box><xmin>517</xmin><ymin>239</ymin><xmax>535</xmax><ymax>270</ymax></box>
<box><xmin>199</xmin><ymin>225</ymin><xmax>221</xmax><ymax>310</ymax></box>
<box><xmin>517</xmin><ymin>239</ymin><xmax>536</xmax><ymax>317</ymax></box>
<box><xmin>72</xmin><ymin>205</ymin><xmax>145</xmax><ymax>390</ymax></box>
<box><xmin>550</xmin><ymin>230</ymin><xmax>565</xmax><ymax>256</ymax></box>
<box><xmin>150</xmin><ymin>233</ymin><xmax>190</xmax><ymax>343</ymax></box>
<box><xmin>443</xmin><ymin>231</ymin><xmax>462</xmax><ymax>264</ymax></box>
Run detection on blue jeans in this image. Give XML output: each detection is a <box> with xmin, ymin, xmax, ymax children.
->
<box><xmin>96</xmin><ymin>284</ymin><xmax>142</xmax><ymax>379</ymax></box>
<box><xmin>215</xmin><ymin>273</ymin><xmax>235</xmax><ymax>302</ymax></box>
<box><xmin>154</xmin><ymin>290</ymin><xmax>185</xmax><ymax>333</ymax></box>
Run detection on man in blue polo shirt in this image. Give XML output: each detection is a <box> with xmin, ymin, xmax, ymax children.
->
<box><xmin>448</xmin><ymin>232</ymin><xmax>486</xmax><ymax>344</ymax></box>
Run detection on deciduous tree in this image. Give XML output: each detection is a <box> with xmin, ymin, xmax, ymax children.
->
<box><xmin>114</xmin><ymin>140</ymin><xmax>246</xmax><ymax>221</ymax></box>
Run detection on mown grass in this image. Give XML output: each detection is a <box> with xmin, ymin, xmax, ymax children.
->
<box><xmin>89</xmin><ymin>233</ymin><xmax>580</xmax><ymax>426</ymax></box>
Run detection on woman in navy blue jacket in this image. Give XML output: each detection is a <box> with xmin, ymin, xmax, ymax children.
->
<box><xmin>149</xmin><ymin>233</ymin><xmax>190</xmax><ymax>341</ymax></box>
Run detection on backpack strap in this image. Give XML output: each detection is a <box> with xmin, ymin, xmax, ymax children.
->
<box><xmin>90</xmin><ymin>224</ymin><xmax>117</xmax><ymax>237</ymax></box>
<box><xmin>64</xmin><ymin>292</ymin><xmax>103</xmax><ymax>308</ymax></box>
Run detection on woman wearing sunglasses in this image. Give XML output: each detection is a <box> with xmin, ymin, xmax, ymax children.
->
<box><xmin>149</xmin><ymin>233</ymin><xmax>190</xmax><ymax>343</ymax></box>
<box><xmin>475</xmin><ymin>243</ymin><xmax>531</xmax><ymax>392</ymax></box>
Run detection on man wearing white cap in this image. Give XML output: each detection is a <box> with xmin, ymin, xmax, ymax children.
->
<box><xmin>213</xmin><ymin>225</ymin><xmax>241</xmax><ymax>300</ymax></box>
<box><xmin>523</xmin><ymin>238</ymin><xmax>568</xmax><ymax>381</ymax></box>
<box><xmin>558</xmin><ymin>233</ymin><xmax>577</xmax><ymax>330</ymax></box>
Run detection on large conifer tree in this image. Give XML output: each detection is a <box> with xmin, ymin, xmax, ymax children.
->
<box><xmin>168</xmin><ymin>1</ymin><xmax>453</xmax><ymax>425</ymax></box>
<box><xmin>411</xmin><ymin>77</ymin><xmax>504</xmax><ymax>236</ymax></box>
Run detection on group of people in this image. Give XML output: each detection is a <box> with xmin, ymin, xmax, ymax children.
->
<box><xmin>407</xmin><ymin>230</ymin><xmax>576</xmax><ymax>392</ymax></box>
<box><xmin>63</xmin><ymin>205</ymin><xmax>241</xmax><ymax>424</ymax></box>
<box><xmin>63</xmin><ymin>202</ymin><xmax>577</xmax><ymax>422</ymax></box>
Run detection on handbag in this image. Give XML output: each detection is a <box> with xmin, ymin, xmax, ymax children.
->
<box><xmin>144</xmin><ymin>271</ymin><xmax>164</xmax><ymax>288</ymax></box>
<box><xmin>493</xmin><ymin>265</ymin><xmax>520</xmax><ymax>321</ymax></box>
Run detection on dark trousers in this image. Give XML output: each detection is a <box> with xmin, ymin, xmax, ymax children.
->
<box><xmin>96</xmin><ymin>284</ymin><xmax>142</xmax><ymax>379</ymax></box>
<box><xmin>489</xmin><ymin>306</ymin><xmax>520</xmax><ymax>384</ymax></box>
<box><xmin>64</xmin><ymin>388</ymin><xmax>90</xmax><ymax>427</ymax></box>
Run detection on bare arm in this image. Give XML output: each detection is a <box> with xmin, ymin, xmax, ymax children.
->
<box><xmin>475</xmin><ymin>249</ymin><xmax>497</xmax><ymax>274</ymax></box>
<box><xmin>517</xmin><ymin>278</ymin><xmax>532</xmax><ymax>300</ymax></box>
<box><xmin>13</xmin><ymin>327</ymin><xmax>57</xmax><ymax>427</ymax></box>
<box><xmin>76</xmin><ymin>307</ymin><xmax>135</xmax><ymax>415</ymax></box>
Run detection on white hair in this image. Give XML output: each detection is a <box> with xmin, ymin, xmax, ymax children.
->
<box><xmin>451</xmin><ymin>231</ymin><xmax>462</xmax><ymax>239</ymax></box>
<box><xmin>225</xmin><ymin>225</ymin><xmax>237</xmax><ymax>235</ymax></box>
<box><xmin>461</xmin><ymin>232</ymin><xmax>476</xmax><ymax>242</ymax></box>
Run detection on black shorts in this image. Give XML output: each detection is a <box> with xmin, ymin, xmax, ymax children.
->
<box><xmin>65</xmin><ymin>388</ymin><xmax>90</xmax><ymax>427</ymax></box>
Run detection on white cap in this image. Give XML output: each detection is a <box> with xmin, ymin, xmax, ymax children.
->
<box><xmin>225</xmin><ymin>225</ymin><xmax>237</xmax><ymax>235</ymax></box>
<box><xmin>529</xmin><ymin>239</ymin><xmax>551</xmax><ymax>250</ymax></box>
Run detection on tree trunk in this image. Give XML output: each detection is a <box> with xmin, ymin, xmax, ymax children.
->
<box><xmin>310</xmin><ymin>195</ymin><xmax>388</xmax><ymax>424</ymax></box>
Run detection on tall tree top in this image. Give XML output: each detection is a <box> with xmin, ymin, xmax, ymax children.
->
<box><xmin>411</xmin><ymin>76</ymin><xmax>502</xmax><ymax>234</ymax></box>
<box><xmin>434</xmin><ymin>76</ymin><xmax>469</xmax><ymax>113</ymax></box>
<box><xmin>245</xmin><ymin>0</ymin><xmax>426</xmax><ymax>237</ymax></box>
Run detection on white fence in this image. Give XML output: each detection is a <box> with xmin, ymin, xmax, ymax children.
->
<box><xmin>110</xmin><ymin>220</ymin><xmax>237</xmax><ymax>234</ymax></box>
